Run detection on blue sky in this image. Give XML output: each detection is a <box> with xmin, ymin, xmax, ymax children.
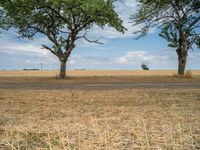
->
<box><xmin>0</xmin><ymin>0</ymin><xmax>199</xmax><ymax>70</ymax></box>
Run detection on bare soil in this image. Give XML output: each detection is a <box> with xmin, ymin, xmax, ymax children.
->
<box><xmin>0</xmin><ymin>76</ymin><xmax>200</xmax><ymax>90</ymax></box>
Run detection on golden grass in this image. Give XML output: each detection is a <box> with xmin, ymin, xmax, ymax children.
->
<box><xmin>1</xmin><ymin>70</ymin><xmax>200</xmax><ymax>77</ymax></box>
<box><xmin>0</xmin><ymin>89</ymin><xmax>200</xmax><ymax>149</ymax></box>
<box><xmin>184</xmin><ymin>70</ymin><xmax>193</xmax><ymax>78</ymax></box>
<box><xmin>0</xmin><ymin>70</ymin><xmax>200</xmax><ymax>85</ymax></box>
<box><xmin>172</xmin><ymin>70</ymin><xmax>194</xmax><ymax>78</ymax></box>
<box><xmin>0</xmin><ymin>70</ymin><xmax>199</xmax><ymax>149</ymax></box>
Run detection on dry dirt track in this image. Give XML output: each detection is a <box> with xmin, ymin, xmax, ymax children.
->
<box><xmin>0</xmin><ymin>77</ymin><xmax>200</xmax><ymax>90</ymax></box>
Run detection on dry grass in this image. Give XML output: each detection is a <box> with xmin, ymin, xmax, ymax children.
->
<box><xmin>1</xmin><ymin>70</ymin><xmax>200</xmax><ymax>77</ymax></box>
<box><xmin>0</xmin><ymin>71</ymin><xmax>200</xmax><ymax>85</ymax></box>
<box><xmin>0</xmin><ymin>70</ymin><xmax>199</xmax><ymax>149</ymax></box>
<box><xmin>173</xmin><ymin>70</ymin><xmax>193</xmax><ymax>79</ymax></box>
<box><xmin>185</xmin><ymin>70</ymin><xmax>193</xmax><ymax>78</ymax></box>
<box><xmin>0</xmin><ymin>89</ymin><xmax>200</xmax><ymax>149</ymax></box>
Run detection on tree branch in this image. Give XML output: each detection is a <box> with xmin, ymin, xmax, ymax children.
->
<box><xmin>84</xmin><ymin>36</ymin><xmax>103</xmax><ymax>44</ymax></box>
<box><xmin>77</xmin><ymin>32</ymin><xmax>103</xmax><ymax>44</ymax></box>
<box><xmin>42</xmin><ymin>44</ymin><xmax>57</xmax><ymax>56</ymax></box>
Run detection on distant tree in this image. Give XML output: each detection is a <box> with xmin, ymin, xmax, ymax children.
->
<box><xmin>0</xmin><ymin>0</ymin><xmax>125</xmax><ymax>78</ymax></box>
<box><xmin>131</xmin><ymin>0</ymin><xmax>200</xmax><ymax>76</ymax></box>
<box><xmin>141</xmin><ymin>63</ymin><xmax>149</xmax><ymax>70</ymax></box>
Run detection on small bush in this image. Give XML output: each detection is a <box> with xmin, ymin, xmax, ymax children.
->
<box><xmin>141</xmin><ymin>64</ymin><xmax>149</xmax><ymax>70</ymax></box>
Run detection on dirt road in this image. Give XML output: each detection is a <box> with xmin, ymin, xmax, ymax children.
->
<box><xmin>0</xmin><ymin>80</ymin><xmax>200</xmax><ymax>90</ymax></box>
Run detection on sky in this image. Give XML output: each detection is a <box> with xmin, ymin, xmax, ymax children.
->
<box><xmin>0</xmin><ymin>0</ymin><xmax>199</xmax><ymax>71</ymax></box>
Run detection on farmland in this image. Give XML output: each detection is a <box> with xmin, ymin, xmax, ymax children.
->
<box><xmin>1</xmin><ymin>70</ymin><xmax>200</xmax><ymax>77</ymax></box>
<box><xmin>0</xmin><ymin>70</ymin><xmax>200</xmax><ymax>149</ymax></box>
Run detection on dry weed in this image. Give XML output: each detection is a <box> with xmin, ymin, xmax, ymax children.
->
<box><xmin>0</xmin><ymin>89</ymin><xmax>200</xmax><ymax>149</ymax></box>
<box><xmin>185</xmin><ymin>70</ymin><xmax>193</xmax><ymax>78</ymax></box>
<box><xmin>173</xmin><ymin>70</ymin><xmax>193</xmax><ymax>79</ymax></box>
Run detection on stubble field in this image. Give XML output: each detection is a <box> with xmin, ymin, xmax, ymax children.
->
<box><xmin>0</xmin><ymin>70</ymin><xmax>200</xmax><ymax>149</ymax></box>
<box><xmin>0</xmin><ymin>70</ymin><xmax>200</xmax><ymax>77</ymax></box>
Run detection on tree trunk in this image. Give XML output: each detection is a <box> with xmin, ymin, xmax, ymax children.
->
<box><xmin>177</xmin><ymin>30</ymin><xmax>188</xmax><ymax>76</ymax></box>
<box><xmin>177</xmin><ymin>53</ymin><xmax>187</xmax><ymax>76</ymax></box>
<box><xmin>59</xmin><ymin>61</ymin><xmax>66</xmax><ymax>79</ymax></box>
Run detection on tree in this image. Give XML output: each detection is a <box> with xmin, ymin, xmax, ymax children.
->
<box><xmin>131</xmin><ymin>0</ymin><xmax>200</xmax><ymax>75</ymax></box>
<box><xmin>0</xmin><ymin>0</ymin><xmax>125</xmax><ymax>78</ymax></box>
<box><xmin>141</xmin><ymin>63</ymin><xmax>149</xmax><ymax>70</ymax></box>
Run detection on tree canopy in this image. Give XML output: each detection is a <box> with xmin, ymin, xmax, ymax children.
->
<box><xmin>0</xmin><ymin>6</ymin><xmax>11</xmax><ymax>33</ymax></box>
<box><xmin>0</xmin><ymin>0</ymin><xmax>125</xmax><ymax>78</ymax></box>
<box><xmin>131</xmin><ymin>0</ymin><xmax>200</xmax><ymax>75</ymax></box>
<box><xmin>131</xmin><ymin>0</ymin><xmax>200</xmax><ymax>45</ymax></box>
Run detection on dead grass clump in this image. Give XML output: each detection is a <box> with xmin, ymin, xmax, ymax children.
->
<box><xmin>184</xmin><ymin>70</ymin><xmax>193</xmax><ymax>78</ymax></box>
<box><xmin>172</xmin><ymin>73</ymin><xmax>180</xmax><ymax>78</ymax></box>
<box><xmin>172</xmin><ymin>70</ymin><xmax>193</xmax><ymax>78</ymax></box>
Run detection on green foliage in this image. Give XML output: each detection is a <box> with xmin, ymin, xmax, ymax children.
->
<box><xmin>0</xmin><ymin>9</ymin><xmax>3</xmax><ymax>33</ymax></box>
<box><xmin>159</xmin><ymin>24</ymin><xmax>179</xmax><ymax>48</ymax></box>
<box><xmin>0</xmin><ymin>6</ymin><xmax>11</xmax><ymax>33</ymax></box>
<box><xmin>0</xmin><ymin>0</ymin><xmax>125</xmax><ymax>58</ymax></box>
<box><xmin>196</xmin><ymin>36</ymin><xmax>200</xmax><ymax>48</ymax></box>
<box><xmin>141</xmin><ymin>64</ymin><xmax>149</xmax><ymax>70</ymax></box>
<box><xmin>0</xmin><ymin>0</ymin><xmax>125</xmax><ymax>78</ymax></box>
<box><xmin>131</xmin><ymin>0</ymin><xmax>200</xmax><ymax>50</ymax></box>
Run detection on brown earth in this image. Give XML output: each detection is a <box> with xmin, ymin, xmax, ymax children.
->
<box><xmin>0</xmin><ymin>71</ymin><xmax>200</xmax><ymax>149</ymax></box>
<box><xmin>0</xmin><ymin>76</ymin><xmax>200</xmax><ymax>90</ymax></box>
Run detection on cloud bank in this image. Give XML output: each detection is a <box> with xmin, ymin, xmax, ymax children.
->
<box><xmin>0</xmin><ymin>0</ymin><xmax>199</xmax><ymax>70</ymax></box>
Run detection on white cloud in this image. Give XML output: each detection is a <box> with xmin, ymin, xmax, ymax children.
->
<box><xmin>0</xmin><ymin>31</ymin><xmax>59</xmax><ymax>68</ymax></box>
<box><xmin>0</xmin><ymin>31</ymin><xmax>48</xmax><ymax>55</ymax></box>
<box><xmin>115</xmin><ymin>49</ymin><xmax>200</xmax><ymax>70</ymax></box>
<box><xmin>1</xmin><ymin>1</ymin><xmax>199</xmax><ymax>70</ymax></box>
<box><xmin>68</xmin><ymin>59</ymin><xmax>76</xmax><ymax>65</ymax></box>
<box><xmin>65</xmin><ymin>55</ymin><xmax>114</xmax><ymax>69</ymax></box>
<box><xmin>116</xmin><ymin>51</ymin><xmax>154</xmax><ymax>64</ymax></box>
<box><xmin>115</xmin><ymin>50</ymin><xmax>177</xmax><ymax>69</ymax></box>
<box><xmin>25</xmin><ymin>60</ymin><xmax>31</xmax><ymax>63</ymax></box>
<box><xmin>1</xmin><ymin>43</ymin><xmax>46</xmax><ymax>54</ymax></box>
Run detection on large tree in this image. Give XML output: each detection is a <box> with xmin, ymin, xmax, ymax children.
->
<box><xmin>131</xmin><ymin>0</ymin><xmax>200</xmax><ymax>75</ymax></box>
<box><xmin>1</xmin><ymin>0</ymin><xmax>125</xmax><ymax>78</ymax></box>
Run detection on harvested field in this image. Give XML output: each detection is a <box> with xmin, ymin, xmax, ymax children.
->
<box><xmin>0</xmin><ymin>70</ymin><xmax>200</xmax><ymax>77</ymax></box>
<box><xmin>0</xmin><ymin>70</ymin><xmax>199</xmax><ymax>149</ymax></box>
<box><xmin>0</xmin><ymin>89</ymin><xmax>200</xmax><ymax>149</ymax></box>
<box><xmin>0</xmin><ymin>70</ymin><xmax>200</xmax><ymax>90</ymax></box>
